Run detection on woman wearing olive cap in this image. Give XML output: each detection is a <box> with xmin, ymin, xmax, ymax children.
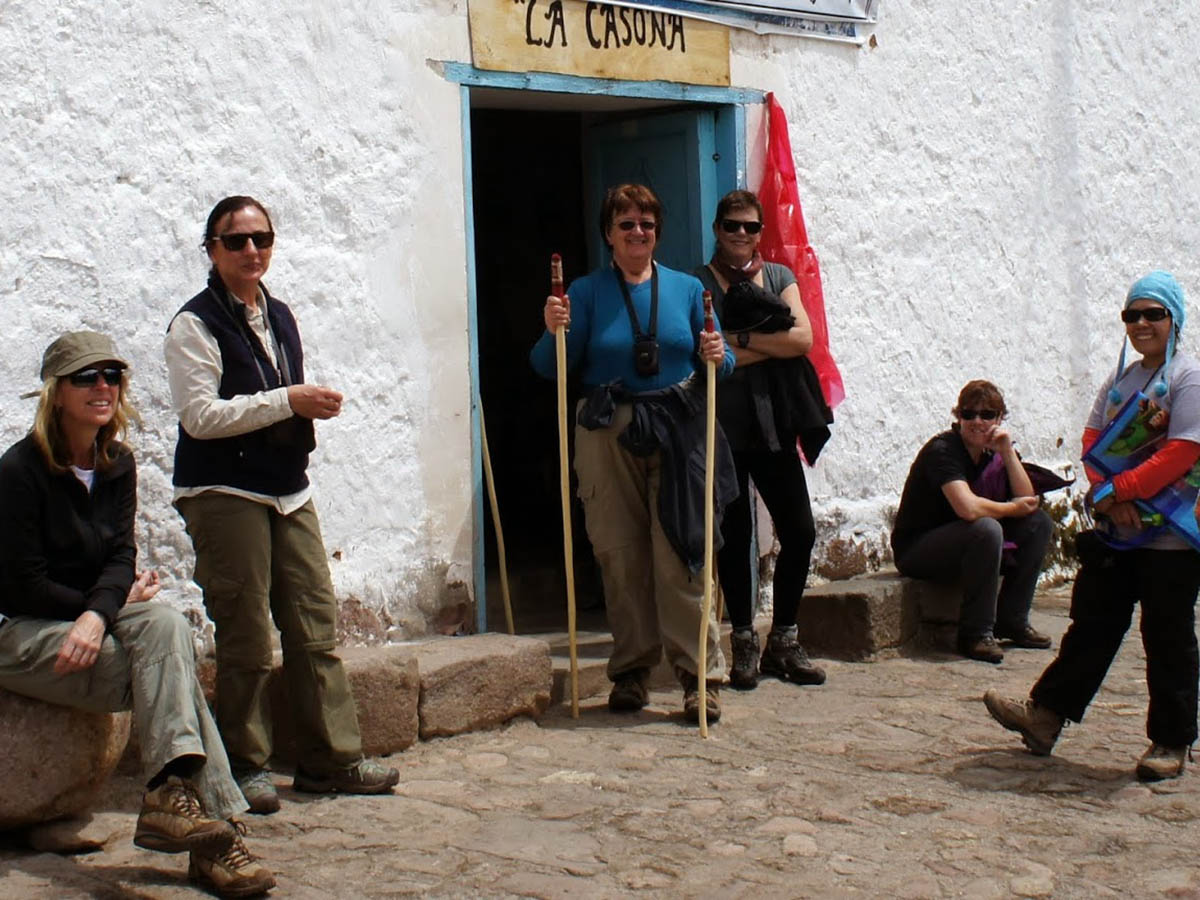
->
<box><xmin>0</xmin><ymin>331</ymin><xmax>274</xmax><ymax>896</ymax></box>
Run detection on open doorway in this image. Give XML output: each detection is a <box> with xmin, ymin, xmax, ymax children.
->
<box><xmin>469</xmin><ymin>88</ymin><xmax>732</xmax><ymax>633</ymax></box>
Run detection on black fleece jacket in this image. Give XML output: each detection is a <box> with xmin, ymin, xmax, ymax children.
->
<box><xmin>0</xmin><ymin>435</ymin><xmax>136</xmax><ymax>626</ymax></box>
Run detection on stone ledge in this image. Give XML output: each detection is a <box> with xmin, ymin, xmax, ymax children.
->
<box><xmin>0</xmin><ymin>690</ymin><xmax>130</xmax><ymax>830</ymax></box>
<box><xmin>270</xmin><ymin>646</ymin><xmax>421</xmax><ymax>761</ymax></box>
<box><xmin>800</xmin><ymin>571</ymin><xmax>962</xmax><ymax>659</ymax></box>
<box><xmin>412</xmin><ymin>633</ymin><xmax>552</xmax><ymax>739</ymax></box>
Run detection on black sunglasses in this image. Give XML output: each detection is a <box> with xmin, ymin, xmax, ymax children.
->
<box><xmin>1121</xmin><ymin>307</ymin><xmax>1170</xmax><ymax>324</ymax></box>
<box><xmin>615</xmin><ymin>219</ymin><xmax>657</xmax><ymax>233</ymax></box>
<box><xmin>959</xmin><ymin>409</ymin><xmax>999</xmax><ymax>421</ymax></box>
<box><xmin>720</xmin><ymin>218</ymin><xmax>763</xmax><ymax>235</ymax></box>
<box><xmin>212</xmin><ymin>231</ymin><xmax>275</xmax><ymax>251</ymax></box>
<box><xmin>68</xmin><ymin>367</ymin><xmax>124</xmax><ymax>388</ymax></box>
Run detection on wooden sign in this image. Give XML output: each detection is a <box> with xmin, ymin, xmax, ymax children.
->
<box><xmin>468</xmin><ymin>0</ymin><xmax>731</xmax><ymax>87</ymax></box>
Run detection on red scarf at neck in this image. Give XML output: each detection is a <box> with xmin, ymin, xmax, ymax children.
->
<box><xmin>709</xmin><ymin>251</ymin><xmax>763</xmax><ymax>285</ymax></box>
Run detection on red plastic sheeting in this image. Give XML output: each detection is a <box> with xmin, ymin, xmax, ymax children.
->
<box><xmin>757</xmin><ymin>92</ymin><xmax>845</xmax><ymax>409</ymax></box>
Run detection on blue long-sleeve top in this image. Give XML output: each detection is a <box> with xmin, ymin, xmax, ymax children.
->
<box><xmin>530</xmin><ymin>262</ymin><xmax>735</xmax><ymax>391</ymax></box>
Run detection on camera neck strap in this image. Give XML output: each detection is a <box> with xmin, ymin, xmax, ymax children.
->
<box><xmin>613</xmin><ymin>261</ymin><xmax>658</xmax><ymax>339</ymax></box>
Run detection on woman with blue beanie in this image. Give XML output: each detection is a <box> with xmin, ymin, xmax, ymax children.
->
<box><xmin>986</xmin><ymin>270</ymin><xmax>1200</xmax><ymax>781</ymax></box>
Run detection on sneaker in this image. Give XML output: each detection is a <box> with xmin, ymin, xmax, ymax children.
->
<box><xmin>679</xmin><ymin>670</ymin><xmax>721</xmax><ymax>724</ymax></box>
<box><xmin>994</xmin><ymin>623</ymin><xmax>1053</xmax><ymax>649</ymax></box>
<box><xmin>134</xmin><ymin>776</ymin><xmax>236</xmax><ymax>855</ymax></box>
<box><xmin>1135</xmin><ymin>744</ymin><xmax>1189</xmax><ymax>782</ymax></box>
<box><xmin>235</xmin><ymin>769</ymin><xmax>280</xmax><ymax>816</ymax></box>
<box><xmin>189</xmin><ymin>822</ymin><xmax>276</xmax><ymax>897</ymax></box>
<box><xmin>983</xmin><ymin>690</ymin><xmax>1064</xmax><ymax>756</ymax></box>
<box><xmin>607</xmin><ymin>670</ymin><xmax>649</xmax><ymax>712</ymax></box>
<box><xmin>957</xmin><ymin>634</ymin><xmax>1004</xmax><ymax>664</ymax></box>
<box><xmin>292</xmin><ymin>758</ymin><xmax>400</xmax><ymax>795</ymax></box>
<box><xmin>760</xmin><ymin>627</ymin><xmax>826</xmax><ymax>685</ymax></box>
<box><xmin>728</xmin><ymin>630</ymin><xmax>760</xmax><ymax>690</ymax></box>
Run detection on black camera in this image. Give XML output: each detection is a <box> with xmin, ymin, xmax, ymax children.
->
<box><xmin>633</xmin><ymin>334</ymin><xmax>660</xmax><ymax>377</ymax></box>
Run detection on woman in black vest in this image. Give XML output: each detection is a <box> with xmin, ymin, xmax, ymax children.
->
<box><xmin>165</xmin><ymin>196</ymin><xmax>398</xmax><ymax>815</ymax></box>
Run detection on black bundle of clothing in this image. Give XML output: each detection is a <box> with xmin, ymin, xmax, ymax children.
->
<box><xmin>721</xmin><ymin>279</ymin><xmax>833</xmax><ymax>462</ymax></box>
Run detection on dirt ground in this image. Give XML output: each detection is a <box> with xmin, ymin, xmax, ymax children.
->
<box><xmin>3</xmin><ymin>584</ymin><xmax>1198</xmax><ymax>899</ymax></box>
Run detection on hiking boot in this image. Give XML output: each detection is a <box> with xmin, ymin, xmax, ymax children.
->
<box><xmin>983</xmin><ymin>690</ymin><xmax>1064</xmax><ymax>756</ymax></box>
<box><xmin>1135</xmin><ymin>744</ymin><xmax>1189</xmax><ymax>782</ymax></box>
<box><xmin>134</xmin><ymin>776</ymin><xmax>236</xmax><ymax>855</ymax></box>
<box><xmin>189</xmin><ymin>822</ymin><xmax>276</xmax><ymax>897</ymax></box>
<box><xmin>679</xmin><ymin>669</ymin><xmax>721</xmax><ymax>724</ymax></box>
<box><xmin>728</xmin><ymin>629</ymin><xmax>760</xmax><ymax>690</ymax></box>
<box><xmin>958</xmin><ymin>633</ymin><xmax>1004</xmax><ymax>664</ymax></box>
<box><xmin>292</xmin><ymin>759</ymin><xmax>400</xmax><ymax>795</ymax></box>
<box><xmin>760</xmin><ymin>627</ymin><xmax>826</xmax><ymax>685</ymax></box>
<box><xmin>607</xmin><ymin>670</ymin><xmax>649</xmax><ymax>712</ymax></box>
<box><xmin>235</xmin><ymin>769</ymin><xmax>280</xmax><ymax>816</ymax></box>
<box><xmin>994</xmin><ymin>623</ymin><xmax>1053</xmax><ymax>649</ymax></box>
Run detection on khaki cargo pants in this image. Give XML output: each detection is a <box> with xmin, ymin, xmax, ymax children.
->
<box><xmin>574</xmin><ymin>402</ymin><xmax>725</xmax><ymax>683</ymax></box>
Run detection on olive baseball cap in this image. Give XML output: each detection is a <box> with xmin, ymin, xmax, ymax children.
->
<box><xmin>38</xmin><ymin>331</ymin><xmax>128</xmax><ymax>380</ymax></box>
<box><xmin>21</xmin><ymin>331</ymin><xmax>129</xmax><ymax>398</ymax></box>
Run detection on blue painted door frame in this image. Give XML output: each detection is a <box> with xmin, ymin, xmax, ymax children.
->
<box><xmin>447</xmin><ymin>63</ymin><xmax>764</xmax><ymax>632</ymax></box>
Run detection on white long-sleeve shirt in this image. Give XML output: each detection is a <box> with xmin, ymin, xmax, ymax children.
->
<box><xmin>164</xmin><ymin>289</ymin><xmax>311</xmax><ymax>515</ymax></box>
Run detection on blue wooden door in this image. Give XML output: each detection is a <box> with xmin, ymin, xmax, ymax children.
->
<box><xmin>583</xmin><ymin>109</ymin><xmax>719</xmax><ymax>273</ymax></box>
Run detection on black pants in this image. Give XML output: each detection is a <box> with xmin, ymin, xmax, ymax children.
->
<box><xmin>717</xmin><ymin>446</ymin><xmax>815</xmax><ymax>630</ymax></box>
<box><xmin>895</xmin><ymin>511</ymin><xmax>1052</xmax><ymax>639</ymax></box>
<box><xmin>1031</xmin><ymin>547</ymin><xmax>1200</xmax><ymax>746</ymax></box>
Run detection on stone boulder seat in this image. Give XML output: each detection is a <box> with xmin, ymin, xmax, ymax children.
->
<box><xmin>0</xmin><ymin>688</ymin><xmax>130</xmax><ymax>829</ymax></box>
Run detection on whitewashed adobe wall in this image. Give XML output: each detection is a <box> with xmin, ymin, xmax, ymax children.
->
<box><xmin>2</xmin><ymin>1</ymin><xmax>1198</xmax><ymax>634</ymax></box>
<box><xmin>0</xmin><ymin>1</ymin><xmax>475</xmax><ymax>637</ymax></box>
<box><xmin>734</xmin><ymin>3</ymin><xmax>1200</xmax><ymax>575</ymax></box>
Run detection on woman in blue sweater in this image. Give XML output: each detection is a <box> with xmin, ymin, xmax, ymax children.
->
<box><xmin>531</xmin><ymin>183</ymin><xmax>735</xmax><ymax>723</ymax></box>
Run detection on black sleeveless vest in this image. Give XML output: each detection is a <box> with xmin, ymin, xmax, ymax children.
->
<box><xmin>171</xmin><ymin>275</ymin><xmax>315</xmax><ymax>495</ymax></box>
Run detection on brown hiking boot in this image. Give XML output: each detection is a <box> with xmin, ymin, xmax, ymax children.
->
<box><xmin>994</xmin><ymin>623</ymin><xmax>1053</xmax><ymax>649</ymax></box>
<box><xmin>189</xmin><ymin>822</ymin><xmax>276</xmax><ymax>897</ymax></box>
<box><xmin>728</xmin><ymin>630</ymin><xmax>760</xmax><ymax>690</ymax></box>
<box><xmin>958</xmin><ymin>634</ymin><xmax>1004</xmax><ymax>664</ymax></box>
<box><xmin>607</xmin><ymin>670</ymin><xmax>649</xmax><ymax>712</ymax></box>
<box><xmin>134</xmin><ymin>776</ymin><xmax>236</xmax><ymax>855</ymax></box>
<box><xmin>679</xmin><ymin>670</ymin><xmax>721</xmax><ymax>724</ymax></box>
<box><xmin>293</xmin><ymin>758</ymin><xmax>400</xmax><ymax>795</ymax></box>
<box><xmin>1135</xmin><ymin>744</ymin><xmax>1189</xmax><ymax>782</ymax></box>
<box><xmin>983</xmin><ymin>690</ymin><xmax>1063</xmax><ymax>756</ymax></box>
<box><xmin>761</xmin><ymin>627</ymin><xmax>826</xmax><ymax>685</ymax></box>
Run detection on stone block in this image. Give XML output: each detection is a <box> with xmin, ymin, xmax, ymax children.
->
<box><xmin>0</xmin><ymin>689</ymin><xmax>130</xmax><ymax>830</ymax></box>
<box><xmin>799</xmin><ymin>573</ymin><xmax>919</xmax><ymax>660</ymax></box>
<box><xmin>413</xmin><ymin>634</ymin><xmax>551</xmax><ymax>739</ymax></box>
<box><xmin>269</xmin><ymin>645</ymin><xmax>420</xmax><ymax>761</ymax></box>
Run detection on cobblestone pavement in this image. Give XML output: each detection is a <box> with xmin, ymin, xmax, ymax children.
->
<box><xmin>3</xmin><ymin>584</ymin><xmax>1199</xmax><ymax>898</ymax></box>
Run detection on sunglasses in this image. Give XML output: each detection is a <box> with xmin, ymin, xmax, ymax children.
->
<box><xmin>959</xmin><ymin>409</ymin><xmax>1000</xmax><ymax>421</ymax></box>
<box><xmin>615</xmin><ymin>219</ymin><xmax>657</xmax><ymax>233</ymax></box>
<box><xmin>719</xmin><ymin>218</ymin><xmax>763</xmax><ymax>235</ymax></box>
<box><xmin>68</xmin><ymin>367</ymin><xmax>124</xmax><ymax>388</ymax></box>
<box><xmin>1121</xmin><ymin>307</ymin><xmax>1170</xmax><ymax>324</ymax></box>
<box><xmin>212</xmin><ymin>231</ymin><xmax>275</xmax><ymax>251</ymax></box>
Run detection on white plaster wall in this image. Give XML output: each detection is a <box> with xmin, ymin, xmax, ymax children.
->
<box><xmin>4</xmin><ymin>0</ymin><xmax>1198</xmax><ymax>634</ymax></box>
<box><xmin>730</xmin><ymin>1</ymin><xmax>1200</xmax><ymax>571</ymax></box>
<box><xmin>0</xmin><ymin>0</ymin><xmax>475</xmax><ymax>632</ymax></box>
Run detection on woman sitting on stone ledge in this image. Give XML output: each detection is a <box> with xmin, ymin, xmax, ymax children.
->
<box><xmin>0</xmin><ymin>331</ymin><xmax>274</xmax><ymax>897</ymax></box>
<box><xmin>890</xmin><ymin>379</ymin><xmax>1053</xmax><ymax>664</ymax></box>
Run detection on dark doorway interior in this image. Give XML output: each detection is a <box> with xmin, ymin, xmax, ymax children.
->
<box><xmin>470</xmin><ymin>107</ymin><xmax>600</xmax><ymax>631</ymax></box>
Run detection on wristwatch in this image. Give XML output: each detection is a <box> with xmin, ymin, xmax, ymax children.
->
<box><xmin>737</xmin><ymin>331</ymin><xmax>751</xmax><ymax>349</ymax></box>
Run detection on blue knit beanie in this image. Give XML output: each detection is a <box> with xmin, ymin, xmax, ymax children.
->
<box><xmin>1109</xmin><ymin>270</ymin><xmax>1186</xmax><ymax>405</ymax></box>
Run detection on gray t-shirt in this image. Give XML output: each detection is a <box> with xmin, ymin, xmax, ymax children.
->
<box><xmin>1087</xmin><ymin>351</ymin><xmax>1200</xmax><ymax>550</ymax></box>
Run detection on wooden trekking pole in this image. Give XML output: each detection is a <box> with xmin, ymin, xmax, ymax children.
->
<box><xmin>479</xmin><ymin>405</ymin><xmax>514</xmax><ymax>634</ymax></box>
<box><xmin>697</xmin><ymin>290</ymin><xmax>717</xmax><ymax>738</ymax></box>
<box><xmin>552</xmin><ymin>253</ymin><xmax>580</xmax><ymax>718</ymax></box>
